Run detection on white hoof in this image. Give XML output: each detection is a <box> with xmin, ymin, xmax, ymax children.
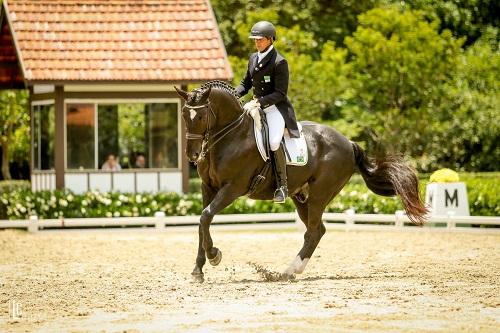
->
<box><xmin>284</xmin><ymin>255</ymin><xmax>310</xmax><ymax>275</ymax></box>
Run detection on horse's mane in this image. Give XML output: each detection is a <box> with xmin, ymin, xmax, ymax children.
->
<box><xmin>192</xmin><ymin>80</ymin><xmax>242</xmax><ymax>106</ymax></box>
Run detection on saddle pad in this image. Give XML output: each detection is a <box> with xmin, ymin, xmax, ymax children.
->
<box><xmin>253</xmin><ymin>120</ymin><xmax>308</xmax><ymax>166</ymax></box>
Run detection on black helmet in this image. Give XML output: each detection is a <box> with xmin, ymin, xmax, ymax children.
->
<box><xmin>249</xmin><ymin>21</ymin><xmax>276</xmax><ymax>41</ymax></box>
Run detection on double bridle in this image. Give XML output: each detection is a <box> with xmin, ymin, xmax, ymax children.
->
<box><xmin>184</xmin><ymin>101</ymin><xmax>247</xmax><ymax>163</ymax></box>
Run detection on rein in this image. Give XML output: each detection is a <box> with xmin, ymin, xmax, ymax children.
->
<box><xmin>185</xmin><ymin>101</ymin><xmax>247</xmax><ymax>162</ymax></box>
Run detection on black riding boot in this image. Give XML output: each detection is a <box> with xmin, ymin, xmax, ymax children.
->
<box><xmin>272</xmin><ymin>144</ymin><xmax>288</xmax><ymax>203</ymax></box>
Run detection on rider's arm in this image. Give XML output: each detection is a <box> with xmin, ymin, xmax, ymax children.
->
<box><xmin>235</xmin><ymin>63</ymin><xmax>253</xmax><ymax>98</ymax></box>
<box><xmin>258</xmin><ymin>59</ymin><xmax>288</xmax><ymax>109</ymax></box>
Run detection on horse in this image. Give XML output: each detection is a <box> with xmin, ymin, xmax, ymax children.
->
<box><xmin>175</xmin><ymin>80</ymin><xmax>427</xmax><ymax>282</ymax></box>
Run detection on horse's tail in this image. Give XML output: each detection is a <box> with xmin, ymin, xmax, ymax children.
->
<box><xmin>351</xmin><ymin>141</ymin><xmax>428</xmax><ymax>225</ymax></box>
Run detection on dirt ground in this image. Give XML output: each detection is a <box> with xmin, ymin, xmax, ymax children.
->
<box><xmin>0</xmin><ymin>226</ymin><xmax>499</xmax><ymax>333</ymax></box>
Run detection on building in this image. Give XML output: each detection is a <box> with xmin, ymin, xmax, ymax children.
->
<box><xmin>0</xmin><ymin>0</ymin><xmax>232</xmax><ymax>193</ymax></box>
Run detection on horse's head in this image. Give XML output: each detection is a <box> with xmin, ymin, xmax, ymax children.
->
<box><xmin>175</xmin><ymin>86</ymin><xmax>212</xmax><ymax>162</ymax></box>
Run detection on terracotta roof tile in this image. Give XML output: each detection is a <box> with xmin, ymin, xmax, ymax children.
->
<box><xmin>4</xmin><ymin>0</ymin><xmax>233</xmax><ymax>82</ymax></box>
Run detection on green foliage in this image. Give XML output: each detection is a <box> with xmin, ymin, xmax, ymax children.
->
<box><xmin>462</xmin><ymin>177</ymin><xmax>499</xmax><ymax>216</ymax></box>
<box><xmin>343</xmin><ymin>7</ymin><xmax>464</xmax><ymax>159</ymax></box>
<box><xmin>397</xmin><ymin>0</ymin><xmax>500</xmax><ymax>46</ymax></box>
<box><xmin>214</xmin><ymin>1</ymin><xmax>498</xmax><ymax>172</ymax></box>
<box><xmin>0</xmin><ymin>180</ymin><xmax>30</xmax><ymax>193</ymax></box>
<box><xmin>0</xmin><ymin>90</ymin><xmax>30</xmax><ymax>179</ymax></box>
<box><xmin>1</xmin><ymin>174</ymin><xmax>497</xmax><ymax>220</ymax></box>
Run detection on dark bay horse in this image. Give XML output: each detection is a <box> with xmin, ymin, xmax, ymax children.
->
<box><xmin>175</xmin><ymin>81</ymin><xmax>427</xmax><ymax>282</ymax></box>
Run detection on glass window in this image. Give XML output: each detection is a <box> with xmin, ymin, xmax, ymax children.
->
<box><xmin>99</xmin><ymin>102</ymin><xmax>178</xmax><ymax>170</ymax></box>
<box><xmin>65</xmin><ymin>101</ymin><xmax>178</xmax><ymax>170</ymax></box>
<box><xmin>149</xmin><ymin>103</ymin><xmax>178</xmax><ymax>168</ymax></box>
<box><xmin>66</xmin><ymin>103</ymin><xmax>95</xmax><ymax>169</ymax></box>
<box><xmin>32</xmin><ymin>104</ymin><xmax>55</xmax><ymax>170</ymax></box>
<box><xmin>97</xmin><ymin>104</ymin><xmax>119</xmax><ymax>168</ymax></box>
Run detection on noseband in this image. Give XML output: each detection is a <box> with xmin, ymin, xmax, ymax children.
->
<box><xmin>184</xmin><ymin>101</ymin><xmax>246</xmax><ymax>163</ymax></box>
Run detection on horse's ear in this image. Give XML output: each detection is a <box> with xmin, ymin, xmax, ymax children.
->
<box><xmin>174</xmin><ymin>86</ymin><xmax>189</xmax><ymax>101</ymax></box>
<box><xmin>199</xmin><ymin>86</ymin><xmax>211</xmax><ymax>103</ymax></box>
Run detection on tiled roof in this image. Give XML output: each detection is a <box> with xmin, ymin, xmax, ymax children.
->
<box><xmin>3</xmin><ymin>0</ymin><xmax>233</xmax><ymax>82</ymax></box>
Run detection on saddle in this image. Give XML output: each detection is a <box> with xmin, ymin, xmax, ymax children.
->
<box><xmin>253</xmin><ymin>109</ymin><xmax>308</xmax><ymax>166</ymax></box>
<box><xmin>246</xmin><ymin>108</ymin><xmax>308</xmax><ymax>197</ymax></box>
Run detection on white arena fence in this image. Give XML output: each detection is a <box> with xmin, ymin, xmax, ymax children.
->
<box><xmin>0</xmin><ymin>210</ymin><xmax>499</xmax><ymax>234</ymax></box>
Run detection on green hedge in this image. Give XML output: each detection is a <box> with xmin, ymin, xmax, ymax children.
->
<box><xmin>0</xmin><ymin>175</ymin><xmax>497</xmax><ymax>220</ymax></box>
<box><xmin>0</xmin><ymin>180</ymin><xmax>30</xmax><ymax>193</ymax></box>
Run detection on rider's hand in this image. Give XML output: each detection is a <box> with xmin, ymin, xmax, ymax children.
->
<box><xmin>243</xmin><ymin>99</ymin><xmax>261</xmax><ymax>113</ymax></box>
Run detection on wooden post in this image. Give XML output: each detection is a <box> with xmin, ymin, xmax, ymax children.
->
<box><xmin>180</xmin><ymin>85</ymin><xmax>189</xmax><ymax>193</ymax></box>
<box><xmin>28</xmin><ymin>215</ymin><xmax>38</xmax><ymax>233</ymax></box>
<box><xmin>446</xmin><ymin>211</ymin><xmax>456</xmax><ymax>229</ymax></box>
<box><xmin>155</xmin><ymin>211</ymin><xmax>165</xmax><ymax>230</ymax></box>
<box><xmin>395</xmin><ymin>210</ymin><xmax>405</xmax><ymax>228</ymax></box>
<box><xmin>54</xmin><ymin>86</ymin><xmax>65</xmax><ymax>189</ymax></box>
<box><xmin>345</xmin><ymin>208</ymin><xmax>355</xmax><ymax>231</ymax></box>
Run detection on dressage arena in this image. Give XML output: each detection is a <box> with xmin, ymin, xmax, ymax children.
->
<box><xmin>1</xmin><ymin>226</ymin><xmax>499</xmax><ymax>332</ymax></box>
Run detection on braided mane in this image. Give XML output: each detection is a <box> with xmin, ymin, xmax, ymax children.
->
<box><xmin>192</xmin><ymin>80</ymin><xmax>242</xmax><ymax>106</ymax></box>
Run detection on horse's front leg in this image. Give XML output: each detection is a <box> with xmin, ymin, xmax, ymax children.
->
<box><xmin>191</xmin><ymin>183</ymin><xmax>215</xmax><ymax>282</ymax></box>
<box><xmin>199</xmin><ymin>184</ymin><xmax>240</xmax><ymax>266</ymax></box>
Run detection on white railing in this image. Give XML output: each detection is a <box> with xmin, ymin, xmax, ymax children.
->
<box><xmin>1</xmin><ymin>210</ymin><xmax>499</xmax><ymax>233</ymax></box>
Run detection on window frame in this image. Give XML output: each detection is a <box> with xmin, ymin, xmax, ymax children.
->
<box><xmin>64</xmin><ymin>98</ymin><xmax>181</xmax><ymax>171</ymax></box>
<box><xmin>31</xmin><ymin>99</ymin><xmax>55</xmax><ymax>171</ymax></box>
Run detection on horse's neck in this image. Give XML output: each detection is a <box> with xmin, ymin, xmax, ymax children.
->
<box><xmin>211</xmin><ymin>92</ymin><xmax>245</xmax><ymax>130</ymax></box>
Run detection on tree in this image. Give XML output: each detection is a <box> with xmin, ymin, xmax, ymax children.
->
<box><xmin>0</xmin><ymin>90</ymin><xmax>29</xmax><ymax>180</ymax></box>
<box><xmin>342</xmin><ymin>7</ymin><xmax>464</xmax><ymax>162</ymax></box>
<box><xmin>395</xmin><ymin>0</ymin><xmax>500</xmax><ymax>47</ymax></box>
<box><xmin>430</xmin><ymin>27</ymin><xmax>500</xmax><ymax>171</ymax></box>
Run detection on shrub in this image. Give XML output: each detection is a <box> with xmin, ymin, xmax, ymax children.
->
<box><xmin>429</xmin><ymin>168</ymin><xmax>460</xmax><ymax>183</ymax></box>
<box><xmin>0</xmin><ymin>174</ymin><xmax>497</xmax><ymax>220</ymax></box>
<box><xmin>0</xmin><ymin>180</ymin><xmax>30</xmax><ymax>193</ymax></box>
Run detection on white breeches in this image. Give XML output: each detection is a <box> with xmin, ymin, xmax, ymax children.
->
<box><xmin>264</xmin><ymin>105</ymin><xmax>285</xmax><ymax>151</ymax></box>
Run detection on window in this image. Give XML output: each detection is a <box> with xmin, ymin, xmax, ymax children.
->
<box><xmin>32</xmin><ymin>103</ymin><xmax>55</xmax><ymax>170</ymax></box>
<box><xmin>149</xmin><ymin>103</ymin><xmax>178</xmax><ymax>168</ymax></box>
<box><xmin>66</xmin><ymin>103</ymin><xmax>95</xmax><ymax>169</ymax></box>
<box><xmin>65</xmin><ymin>101</ymin><xmax>178</xmax><ymax>170</ymax></box>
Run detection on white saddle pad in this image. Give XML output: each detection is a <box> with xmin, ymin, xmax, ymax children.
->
<box><xmin>253</xmin><ymin>120</ymin><xmax>308</xmax><ymax>166</ymax></box>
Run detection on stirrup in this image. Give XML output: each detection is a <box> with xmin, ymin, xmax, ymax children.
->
<box><xmin>273</xmin><ymin>186</ymin><xmax>288</xmax><ymax>204</ymax></box>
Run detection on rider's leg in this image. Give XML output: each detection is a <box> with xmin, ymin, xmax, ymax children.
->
<box><xmin>264</xmin><ymin>106</ymin><xmax>287</xmax><ymax>203</ymax></box>
<box><xmin>265</xmin><ymin>106</ymin><xmax>285</xmax><ymax>151</ymax></box>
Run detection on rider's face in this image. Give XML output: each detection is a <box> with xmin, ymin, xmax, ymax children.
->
<box><xmin>254</xmin><ymin>37</ymin><xmax>272</xmax><ymax>52</ymax></box>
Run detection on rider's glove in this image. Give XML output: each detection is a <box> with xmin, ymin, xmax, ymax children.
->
<box><xmin>243</xmin><ymin>99</ymin><xmax>261</xmax><ymax>113</ymax></box>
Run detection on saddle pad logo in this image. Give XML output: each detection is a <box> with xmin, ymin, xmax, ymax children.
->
<box><xmin>296</xmin><ymin>156</ymin><xmax>304</xmax><ymax>163</ymax></box>
<box><xmin>264</xmin><ymin>75</ymin><xmax>271</xmax><ymax>83</ymax></box>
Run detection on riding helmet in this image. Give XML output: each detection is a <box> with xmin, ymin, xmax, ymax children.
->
<box><xmin>249</xmin><ymin>21</ymin><xmax>276</xmax><ymax>41</ymax></box>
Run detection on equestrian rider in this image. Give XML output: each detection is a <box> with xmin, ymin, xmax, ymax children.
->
<box><xmin>235</xmin><ymin>21</ymin><xmax>300</xmax><ymax>204</ymax></box>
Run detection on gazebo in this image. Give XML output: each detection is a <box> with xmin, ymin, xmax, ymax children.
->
<box><xmin>0</xmin><ymin>0</ymin><xmax>232</xmax><ymax>193</ymax></box>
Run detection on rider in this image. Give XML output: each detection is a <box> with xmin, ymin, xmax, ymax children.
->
<box><xmin>235</xmin><ymin>21</ymin><xmax>300</xmax><ymax>204</ymax></box>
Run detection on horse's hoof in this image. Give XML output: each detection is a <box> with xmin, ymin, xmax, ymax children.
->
<box><xmin>209</xmin><ymin>248</ymin><xmax>222</xmax><ymax>266</ymax></box>
<box><xmin>281</xmin><ymin>272</ymin><xmax>296</xmax><ymax>281</ymax></box>
<box><xmin>191</xmin><ymin>272</ymin><xmax>205</xmax><ymax>283</ymax></box>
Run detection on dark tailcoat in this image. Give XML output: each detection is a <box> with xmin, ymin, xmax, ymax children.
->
<box><xmin>235</xmin><ymin>47</ymin><xmax>300</xmax><ymax>138</ymax></box>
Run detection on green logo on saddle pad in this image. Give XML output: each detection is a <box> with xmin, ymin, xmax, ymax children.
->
<box><xmin>264</xmin><ymin>75</ymin><xmax>271</xmax><ymax>83</ymax></box>
<box><xmin>297</xmin><ymin>156</ymin><xmax>304</xmax><ymax>163</ymax></box>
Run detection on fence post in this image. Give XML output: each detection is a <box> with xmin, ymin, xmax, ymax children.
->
<box><xmin>395</xmin><ymin>210</ymin><xmax>405</xmax><ymax>229</ymax></box>
<box><xmin>446</xmin><ymin>211</ymin><xmax>456</xmax><ymax>229</ymax></box>
<box><xmin>345</xmin><ymin>208</ymin><xmax>355</xmax><ymax>231</ymax></box>
<box><xmin>154</xmin><ymin>211</ymin><xmax>165</xmax><ymax>230</ymax></box>
<box><xmin>28</xmin><ymin>215</ymin><xmax>38</xmax><ymax>233</ymax></box>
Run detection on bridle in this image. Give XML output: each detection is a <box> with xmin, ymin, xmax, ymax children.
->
<box><xmin>184</xmin><ymin>100</ymin><xmax>247</xmax><ymax>163</ymax></box>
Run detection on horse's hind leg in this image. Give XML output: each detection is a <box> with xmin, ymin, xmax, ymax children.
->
<box><xmin>284</xmin><ymin>186</ymin><xmax>332</xmax><ymax>276</ymax></box>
